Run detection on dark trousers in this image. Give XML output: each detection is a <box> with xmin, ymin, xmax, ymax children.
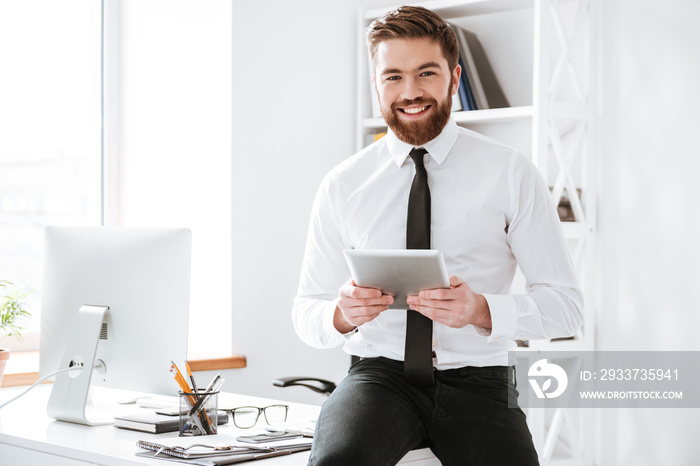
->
<box><xmin>308</xmin><ymin>357</ymin><xmax>539</xmax><ymax>466</ymax></box>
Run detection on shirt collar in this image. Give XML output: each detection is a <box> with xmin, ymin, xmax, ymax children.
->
<box><xmin>387</xmin><ymin>118</ymin><xmax>459</xmax><ymax>167</ymax></box>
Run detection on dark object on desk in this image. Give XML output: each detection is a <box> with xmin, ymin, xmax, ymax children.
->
<box><xmin>272</xmin><ymin>377</ymin><xmax>336</xmax><ymax>396</ymax></box>
<box><xmin>114</xmin><ymin>411</ymin><xmax>228</xmax><ymax>434</ymax></box>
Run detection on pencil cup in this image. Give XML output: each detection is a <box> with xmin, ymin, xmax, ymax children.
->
<box><xmin>178</xmin><ymin>390</ymin><xmax>219</xmax><ymax>437</ymax></box>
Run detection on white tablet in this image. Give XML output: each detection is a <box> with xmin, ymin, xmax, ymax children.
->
<box><xmin>343</xmin><ymin>249</ymin><xmax>450</xmax><ymax>309</ymax></box>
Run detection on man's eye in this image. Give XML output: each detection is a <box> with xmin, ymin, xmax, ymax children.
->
<box><xmin>386</xmin><ymin>76</ymin><xmax>401</xmax><ymax>81</ymax></box>
<box><xmin>420</xmin><ymin>71</ymin><xmax>436</xmax><ymax>77</ymax></box>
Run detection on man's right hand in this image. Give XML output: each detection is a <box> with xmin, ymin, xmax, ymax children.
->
<box><xmin>333</xmin><ymin>280</ymin><xmax>394</xmax><ymax>333</ymax></box>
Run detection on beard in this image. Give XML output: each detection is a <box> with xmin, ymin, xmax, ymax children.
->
<box><xmin>380</xmin><ymin>83</ymin><xmax>453</xmax><ymax>147</ymax></box>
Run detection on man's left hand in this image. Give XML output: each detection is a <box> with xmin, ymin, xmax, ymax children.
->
<box><xmin>406</xmin><ymin>276</ymin><xmax>492</xmax><ymax>330</ymax></box>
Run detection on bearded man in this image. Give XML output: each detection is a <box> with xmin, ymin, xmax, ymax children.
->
<box><xmin>293</xmin><ymin>5</ymin><xmax>582</xmax><ymax>465</ymax></box>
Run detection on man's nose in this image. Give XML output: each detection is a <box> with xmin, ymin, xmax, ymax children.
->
<box><xmin>400</xmin><ymin>77</ymin><xmax>423</xmax><ymax>101</ymax></box>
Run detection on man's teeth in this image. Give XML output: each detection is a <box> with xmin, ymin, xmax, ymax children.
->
<box><xmin>403</xmin><ymin>106</ymin><xmax>427</xmax><ymax>114</ymax></box>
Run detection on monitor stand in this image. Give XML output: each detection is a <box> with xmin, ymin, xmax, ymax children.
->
<box><xmin>47</xmin><ymin>304</ymin><xmax>114</xmax><ymax>426</ymax></box>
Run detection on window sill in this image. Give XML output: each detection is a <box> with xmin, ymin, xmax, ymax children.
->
<box><xmin>0</xmin><ymin>351</ymin><xmax>247</xmax><ymax>388</ymax></box>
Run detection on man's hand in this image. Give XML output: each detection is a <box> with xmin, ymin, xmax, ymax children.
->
<box><xmin>406</xmin><ymin>276</ymin><xmax>492</xmax><ymax>330</ymax></box>
<box><xmin>334</xmin><ymin>280</ymin><xmax>394</xmax><ymax>334</ymax></box>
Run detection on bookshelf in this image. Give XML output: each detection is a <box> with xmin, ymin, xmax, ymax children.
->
<box><xmin>356</xmin><ymin>1</ymin><xmax>598</xmax><ymax>464</ymax></box>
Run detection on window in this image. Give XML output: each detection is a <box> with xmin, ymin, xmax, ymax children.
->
<box><xmin>0</xmin><ymin>1</ymin><xmax>233</xmax><ymax>359</ymax></box>
<box><xmin>0</xmin><ymin>1</ymin><xmax>102</xmax><ymax>350</ymax></box>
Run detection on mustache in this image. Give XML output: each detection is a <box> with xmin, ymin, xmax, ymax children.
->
<box><xmin>391</xmin><ymin>98</ymin><xmax>437</xmax><ymax>110</ymax></box>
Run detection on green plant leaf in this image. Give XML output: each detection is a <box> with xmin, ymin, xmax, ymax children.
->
<box><xmin>0</xmin><ymin>281</ymin><xmax>33</xmax><ymax>341</ymax></box>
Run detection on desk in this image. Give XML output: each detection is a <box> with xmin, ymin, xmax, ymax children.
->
<box><xmin>0</xmin><ymin>385</ymin><xmax>440</xmax><ymax>465</ymax></box>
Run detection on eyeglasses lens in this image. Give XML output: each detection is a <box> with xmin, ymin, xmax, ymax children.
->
<box><xmin>263</xmin><ymin>405</ymin><xmax>288</xmax><ymax>425</ymax></box>
<box><xmin>233</xmin><ymin>407</ymin><xmax>260</xmax><ymax>429</ymax></box>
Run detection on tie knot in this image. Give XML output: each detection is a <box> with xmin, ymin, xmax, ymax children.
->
<box><xmin>409</xmin><ymin>148</ymin><xmax>428</xmax><ymax>168</ymax></box>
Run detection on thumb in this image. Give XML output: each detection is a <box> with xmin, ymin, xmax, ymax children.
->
<box><xmin>449</xmin><ymin>276</ymin><xmax>465</xmax><ymax>288</ymax></box>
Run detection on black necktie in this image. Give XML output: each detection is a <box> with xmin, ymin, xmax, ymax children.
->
<box><xmin>404</xmin><ymin>148</ymin><xmax>434</xmax><ymax>387</ymax></box>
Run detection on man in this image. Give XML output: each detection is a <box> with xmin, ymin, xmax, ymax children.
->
<box><xmin>293</xmin><ymin>5</ymin><xmax>583</xmax><ymax>465</ymax></box>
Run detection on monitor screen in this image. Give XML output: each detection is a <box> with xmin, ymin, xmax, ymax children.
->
<box><xmin>39</xmin><ymin>227</ymin><xmax>191</xmax><ymax>401</ymax></box>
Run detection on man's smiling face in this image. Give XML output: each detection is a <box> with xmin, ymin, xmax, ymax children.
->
<box><xmin>373</xmin><ymin>37</ymin><xmax>461</xmax><ymax>146</ymax></box>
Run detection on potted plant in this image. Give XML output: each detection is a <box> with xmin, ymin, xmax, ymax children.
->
<box><xmin>0</xmin><ymin>280</ymin><xmax>32</xmax><ymax>386</ymax></box>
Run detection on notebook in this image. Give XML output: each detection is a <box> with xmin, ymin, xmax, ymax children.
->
<box><xmin>114</xmin><ymin>411</ymin><xmax>228</xmax><ymax>434</ymax></box>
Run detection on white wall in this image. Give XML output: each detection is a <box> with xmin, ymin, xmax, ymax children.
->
<box><xmin>115</xmin><ymin>0</ymin><xmax>233</xmax><ymax>359</ymax></box>
<box><xmin>597</xmin><ymin>0</ymin><xmax>700</xmax><ymax>464</ymax></box>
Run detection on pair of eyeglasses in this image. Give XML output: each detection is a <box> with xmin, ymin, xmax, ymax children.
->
<box><xmin>220</xmin><ymin>404</ymin><xmax>289</xmax><ymax>429</ymax></box>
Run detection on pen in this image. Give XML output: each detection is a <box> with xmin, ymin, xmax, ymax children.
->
<box><xmin>181</xmin><ymin>376</ymin><xmax>225</xmax><ymax>435</ymax></box>
<box><xmin>204</xmin><ymin>373</ymin><xmax>221</xmax><ymax>392</ymax></box>
<box><xmin>187</xmin><ymin>376</ymin><xmax>223</xmax><ymax>417</ymax></box>
<box><xmin>185</xmin><ymin>363</ymin><xmax>198</xmax><ymax>394</ymax></box>
<box><xmin>212</xmin><ymin>377</ymin><xmax>224</xmax><ymax>391</ymax></box>
<box><xmin>179</xmin><ymin>407</ymin><xmax>208</xmax><ymax>435</ymax></box>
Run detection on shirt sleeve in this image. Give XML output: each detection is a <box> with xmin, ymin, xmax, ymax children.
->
<box><xmin>480</xmin><ymin>152</ymin><xmax>584</xmax><ymax>342</ymax></box>
<box><xmin>292</xmin><ymin>174</ymin><xmax>353</xmax><ymax>349</ymax></box>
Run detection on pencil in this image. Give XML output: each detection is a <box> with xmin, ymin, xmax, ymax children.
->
<box><xmin>170</xmin><ymin>361</ymin><xmax>191</xmax><ymax>391</ymax></box>
<box><xmin>170</xmin><ymin>362</ymin><xmax>197</xmax><ymax>407</ymax></box>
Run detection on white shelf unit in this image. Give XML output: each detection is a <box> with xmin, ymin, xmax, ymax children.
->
<box><xmin>356</xmin><ymin>1</ymin><xmax>598</xmax><ymax>464</ymax></box>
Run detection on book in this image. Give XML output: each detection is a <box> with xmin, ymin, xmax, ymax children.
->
<box><xmin>456</xmin><ymin>52</ymin><xmax>476</xmax><ymax>110</ymax></box>
<box><xmin>114</xmin><ymin>411</ymin><xmax>228</xmax><ymax>434</ymax></box>
<box><xmin>449</xmin><ymin>23</ymin><xmax>510</xmax><ymax>110</ymax></box>
<box><xmin>453</xmin><ymin>25</ymin><xmax>485</xmax><ymax>110</ymax></box>
<box><xmin>459</xmin><ymin>26</ymin><xmax>510</xmax><ymax>109</ymax></box>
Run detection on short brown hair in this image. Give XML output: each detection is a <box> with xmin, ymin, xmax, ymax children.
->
<box><xmin>366</xmin><ymin>6</ymin><xmax>459</xmax><ymax>72</ymax></box>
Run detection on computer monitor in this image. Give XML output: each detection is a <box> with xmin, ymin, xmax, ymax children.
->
<box><xmin>39</xmin><ymin>226</ymin><xmax>191</xmax><ymax>425</ymax></box>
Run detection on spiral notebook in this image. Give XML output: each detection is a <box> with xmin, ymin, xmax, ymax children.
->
<box><xmin>135</xmin><ymin>437</ymin><xmax>312</xmax><ymax>464</ymax></box>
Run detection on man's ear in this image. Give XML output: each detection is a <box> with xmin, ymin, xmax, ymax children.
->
<box><xmin>451</xmin><ymin>64</ymin><xmax>462</xmax><ymax>96</ymax></box>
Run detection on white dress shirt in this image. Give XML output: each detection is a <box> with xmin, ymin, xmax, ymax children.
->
<box><xmin>293</xmin><ymin>119</ymin><xmax>583</xmax><ymax>369</ymax></box>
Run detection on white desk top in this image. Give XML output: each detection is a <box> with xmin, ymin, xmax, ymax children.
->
<box><xmin>0</xmin><ymin>384</ymin><xmax>438</xmax><ymax>465</ymax></box>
